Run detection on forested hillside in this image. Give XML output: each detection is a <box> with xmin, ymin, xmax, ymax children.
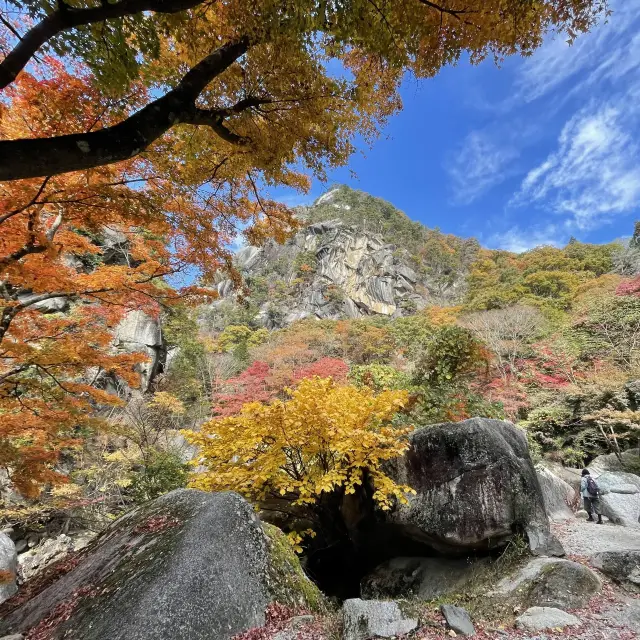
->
<box><xmin>170</xmin><ymin>187</ymin><xmax>640</xmax><ymax>480</ymax></box>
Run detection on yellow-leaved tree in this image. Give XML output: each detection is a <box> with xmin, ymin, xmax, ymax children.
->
<box><xmin>184</xmin><ymin>377</ymin><xmax>413</xmax><ymax>548</ymax></box>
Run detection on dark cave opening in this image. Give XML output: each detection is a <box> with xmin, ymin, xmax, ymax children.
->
<box><xmin>301</xmin><ymin>525</ymin><xmax>500</xmax><ymax>600</ymax></box>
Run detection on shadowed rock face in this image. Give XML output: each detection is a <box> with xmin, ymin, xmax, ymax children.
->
<box><xmin>385</xmin><ymin>418</ymin><xmax>552</xmax><ymax>554</ymax></box>
<box><xmin>0</xmin><ymin>490</ymin><xmax>322</xmax><ymax>640</ymax></box>
<box><xmin>112</xmin><ymin>309</ymin><xmax>165</xmax><ymax>392</ymax></box>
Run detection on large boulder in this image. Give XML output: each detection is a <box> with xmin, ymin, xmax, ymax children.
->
<box><xmin>384</xmin><ymin>418</ymin><xmax>557</xmax><ymax>554</ymax></box>
<box><xmin>596</xmin><ymin>472</ymin><xmax>640</xmax><ymax>526</ymax></box>
<box><xmin>491</xmin><ymin>558</ymin><xmax>601</xmax><ymax>609</ymax></box>
<box><xmin>590</xmin><ymin>449</ymin><xmax>640</xmax><ymax>474</ymax></box>
<box><xmin>0</xmin><ymin>490</ymin><xmax>323</xmax><ymax>640</ymax></box>
<box><xmin>0</xmin><ymin>534</ymin><xmax>17</xmax><ymax>605</ymax></box>
<box><xmin>542</xmin><ymin>462</ymin><xmax>582</xmax><ymax>494</ymax></box>
<box><xmin>536</xmin><ymin>465</ymin><xmax>577</xmax><ymax>521</ymax></box>
<box><xmin>591</xmin><ymin>550</ymin><xmax>640</xmax><ymax>592</ymax></box>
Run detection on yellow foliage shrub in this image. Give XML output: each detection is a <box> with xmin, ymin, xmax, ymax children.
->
<box><xmin>184</xmin><ymin>377</ymin><xmax>415</xmax><ymax>514</ymax></box>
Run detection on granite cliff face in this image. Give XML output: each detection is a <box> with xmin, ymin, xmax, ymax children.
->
<box><xmin>213</xmin><ymin>186</ymin><xmax>479</xmax><ymax>328</ymax></box>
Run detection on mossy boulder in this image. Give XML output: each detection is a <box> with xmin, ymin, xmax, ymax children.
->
<box><xmin>490</xmin><ymin>558</ymin><xmax>601</xmax><ymax>610</ymax></box>
<box><xmin>0</xmin><ymin>490</ymin><xmax>323</xmax><ymax>640</ymax></box>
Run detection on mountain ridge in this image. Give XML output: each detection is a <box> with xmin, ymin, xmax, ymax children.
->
<box><xmin>212</xmin><ymin>185</ymin><xmax>480</xmax><ymax>328</ymax></box>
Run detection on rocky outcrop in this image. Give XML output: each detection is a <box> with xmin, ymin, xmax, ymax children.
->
<box><xmin>491</xmin><ymin>557</ymin><xmax>601</xmax><ymax>609</ymax></box>
<box><xmin>209</xmin><ymin>186</ymin><xmax>481</xmax><ymax>327</ymax></box>
<box><xmin>342</xmin><ymin>599</ymin><xmax>417</xmax><ymax>640</ymax></box>
<box><xmin>590</xmin><ymin>449</ymin><xmax>640</xmax><ymax>474</ymax></box>
<box><xmin>536</xmin><ymin>465</ymin><xmax>577</xmax><ymax>521</ymax></box>
<box><xmin>0</xmin><ymin>534</ymin><xmax>17</xmax><ymax>605</ymax></box>
<box><xmin>0</xmin><ymin>490</ymin><xmax>322</xmax><ymax>640</ymax></box>
<box><xmin>217</xmin><ymin>221</ymin><xmax>426</xmax><ymax>327</ymax></box>
<box><xmin>542</xmin><ymin>462</ymin><xmax>583</xmax><ymax>494</ymax></box>
<box><xmin>383</xmin><ymin>418</ymin><xmax>557</xmax><ymax>555</ymax></box>
<box><xmin>591</xmin><ymin>550</ymin><xmax>640</xmax><ymax>592</ymax></box>
<box><xmin>596</xmin><ymin>471</ymin><xmax>640</xmax><ymax>527</ymax></box>
<box><xmin>113</xmin><ymin>310</ymin><xmax>165</xmax><ymax>393</ymax></box>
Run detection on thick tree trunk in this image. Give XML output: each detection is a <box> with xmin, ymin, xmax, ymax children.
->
<box><xmin>0</xmin><ymin>38</ymin><xmax>249</xmax><ymax>181</ymax></box>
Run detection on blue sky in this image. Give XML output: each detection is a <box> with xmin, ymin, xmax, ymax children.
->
<box><xmin>274</xmin><ymin>0</ymin><xmax>640</xmax><ymax>252</ymax></box>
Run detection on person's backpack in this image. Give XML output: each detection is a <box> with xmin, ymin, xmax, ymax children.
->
<box><xmin>586</xmin><ymin>475</ymin><xmax>599</xmax><ymax>497</ymax></box>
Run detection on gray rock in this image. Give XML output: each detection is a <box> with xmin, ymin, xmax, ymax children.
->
<box><xmin>595</xmin><ymin>472</ymin><xmax>640</xmax><ymax>526</ymax></box>
<box><xmin>0</xmin><ymin>533</ymin><xmax>17</xmax><ymax>605</ymax></box>
<box><xmin>515</xmin><ymin>607</ymin><xmax>581</xmax><ymax>631</ymax></box>
<box><xmin>290</xmin><ymin>615</ymin><xmax>315</xmax><ymax>628</ymax></box>
<box><xmin>235</xmin><ymin>245</ymin><xmax>262</xmax><ymax>270</ymax></box>
<box><xmin>342</xmin><ymin>599</ymin><xmax>417</xmax><ymax>640</ymax></box>
<box><xmin>361</xmin><ymin>556</ymin><xmax>488</xmax><ymax>600</ymax></box>
<box><xmin>0</xmin><ymin>490</ymin><xmax>322</xmax><ymax>640</ymax></box>
<box><xmin>113</xmin><ymin>310</ymin><xmax>164</xmax><ymax>391</ymax></box>
<box><xmin>0</xmin><ymin>635</ymin><xmax>24</xmax><ymax>640</ymax></box>
<box><xmin>272</xmin><ymin>632</ymin><xmax>296</xmax><ymax>640</ymax></box>
<box><xmin>18</xmin><ymin>534</ymin><xmax>74</xmax><ymax>582</ymax></box>
<box><xmin>525</xmin><ymin>524</ymin><xmax>565</xmax><ymax>558</ymax></box>
<box><xmin>385</xmin><ymin>418</ymin><xmax>551</xmax><ymax>554</ymax></box>
<box><xmin>17</xmin><ymin>294</ymin><xmax>69</xmax><ymax>314</ymax></box>
<box><xmin>440</xmin><ymin>604</ymin><xmax>475</xmax><ymax>636</ymax></box>
<box><xmin>606</xmin><ymin>599</ymin><xmax>640</xmax><ymax>633</ymax></box>
<box><xmin>543</xmin><ymin>463</ymin><xmax>583</xmax><ymax>494</ymax></box>
<box><xmin>591</xmin><ymin>550</ymin><xmax>640</xmax><ymax>592</ymax></box>
<box><xmin>13</xmin><ymin>541</ymin><xmax>27</xmax><ymax>554</ymax></box>
<box><xmin>491</xmin><ymin>558</ymin><xmax>601</xmax><ymax>609</ymax></box>
<box><xmin>536</xmin><ymin>465</ymin><xmax>577</xmax><ymax>521</ymax></box>
<box><xmin>596</xmin><ymin>471</ymin><xmax>640</xmax><ymax>492</ymax></box>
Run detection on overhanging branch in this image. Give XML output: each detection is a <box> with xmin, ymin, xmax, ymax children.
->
<box><xmin>0</xmin><ymin>0</ymin><xmax>212</xmax><ymax>90</ymax></box>
<box><xmin>0</xmin><ymin>37</ymin><xmax>250</xmax><ymax>180</ymax></box>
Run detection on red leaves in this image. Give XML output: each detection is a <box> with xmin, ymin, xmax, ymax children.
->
<box><xmin>212</xmin><ymin>361</ymin><xmax>275</xmax><ymax>417</ymax></box>
<box><xmin>133</xmin><ymin>515</ymin><xmax>180</xmax><ymax>535</ymax></box>
<box><xmin>231</xmin><ymin>604</ymin><xmax>329</xmax><ymax>640</ymax></box>
<box><xmin>212</xmin><ymin>358</ymin><xmax>349</xmax><ymax>416</ymax></box>
<box><xmin>25</xmin><ymin>585</ymin><xmax>98</xmax><ymax>640</ymax></box>
<box><xmin>616</xmin><ymin>277</ymin><xmax>640</xmax><ymax>297</ymax></box>
<box><xmin>292</xmin><ymin>358</ymin><xmax>348</xmax><ymax>383</ymax></box>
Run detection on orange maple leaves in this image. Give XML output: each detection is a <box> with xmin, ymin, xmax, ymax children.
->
<box><xmin>0</xmin><ymin>59</ymin><xmax>297</xmax><ymax>496</ymax></box>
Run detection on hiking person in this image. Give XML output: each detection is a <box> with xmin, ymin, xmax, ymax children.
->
<box><xmin>581</xmin><ymin>469</ymin><xmax>603</xmax><ymax>524</ymax></box>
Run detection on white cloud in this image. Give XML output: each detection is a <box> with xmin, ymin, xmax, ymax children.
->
<box><xmin>488</xmin><ymin>224</ymin><xmax>562</xmax><ymax>253</ymax></box>
<box><xmin>446</xmin><ymin>131</ymin><xmax>519</xmax><ymax>205</ymax></box>
<box><xmin>513</xmin><ymin>0</ymin><xmax>640</xmax><ymax>105</ymax></box>
<box><xmin>512</xmin><ymin>102</ymin><xmax>640</xmax><ymax>228</ymax></box>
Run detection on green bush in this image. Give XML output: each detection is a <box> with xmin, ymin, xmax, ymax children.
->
<box><xmin>129</xmin><ymin>451</ymin><xmax>189</xmax><ymax>504</ymax></box>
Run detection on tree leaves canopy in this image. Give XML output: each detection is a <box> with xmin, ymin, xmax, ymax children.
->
<box><xmin>0</xmin><ymin>0</ymin><xmax>608</xmax><ymax>179</ymax></box>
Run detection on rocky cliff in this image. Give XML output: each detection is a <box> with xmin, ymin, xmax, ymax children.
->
<box><xmin>213</xmin><ymin>185</ymin><xmax>479</xmax><ymax>328</ymax></box>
